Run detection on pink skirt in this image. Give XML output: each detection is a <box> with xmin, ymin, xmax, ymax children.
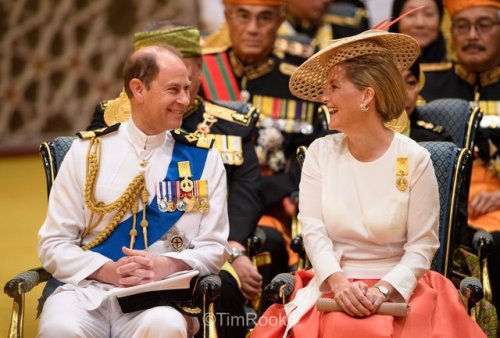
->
<box><xmin>251</xmin><ymin>270</ymin><xmax>486</xmax><ymax>338</ymax></box>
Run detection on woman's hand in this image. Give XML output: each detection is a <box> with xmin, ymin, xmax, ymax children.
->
<box><xmin>365</xmin><ymin>287</ymin><xmax>387</xmax><ymax>313</ymax></box>
<box><xmin>328</xmin><ymin>273</ymin><xmax>373</xmax><ymax>317</ymax></box>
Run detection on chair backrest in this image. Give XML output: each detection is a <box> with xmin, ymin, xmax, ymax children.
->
<box><xmin>39</xmin><ymin>136</ymin><xmax>77</xmax><ymax>197</ymax></box>
<box><xmin>417</xmin><ymin>98</ymin><xmax>482</xmax><ymax>151</ymax></box>
<box><xmin>419</xmin><ymin>141</ymin><xmax>472</xmax><ymax>278</ymax></box>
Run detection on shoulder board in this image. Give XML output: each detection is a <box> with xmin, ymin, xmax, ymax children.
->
<box><xmin>279</xmin><ymin>62</ymin><xmax>298</xmax><ymax>76</ymax></box>
<box><xmin>478</xmin><ymin>100</ymin><xmax>500</xmax><ymax>116</ymax></box>
<box><xmin>415</xmin><ymin>120</ymin><xmax>444</xmax><ymax>133</ymax></box>
<box><xmin>77</xmin><ymin>123</ymin><xmax>120</xmax><ymax>139</ymax></box>
<box><xmin>324</xmin><ymin>4</ymin><xmax>368</xmax><ymax>28</ymax></box>
<box><xmin>206</xmin><ymin>101</ymin><xmax>258</xmax><ymax>127</ymax></box>
<box><xmin>421</xmin><ymin>62</ymin><xmax>453</xmax><ymax>72</ymax></box>
<box><xmin>170</xmin><ymin>129</ymin><xmax>214</xmax><ymax>149</ymax></box>
<box><xmin>274</xmin><ymin>37</ymin><xmax>315</xmax><ymax>59</ymax></box>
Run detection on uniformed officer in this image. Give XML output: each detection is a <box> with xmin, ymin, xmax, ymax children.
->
<box><xmin>88</xmin><ymin>23</ymin><xmax>290</xmax><ymax>338</ymax></box>
<box><xmin>38</xmin><ymin>45</ymin><xmax>229</xmax><ymax>338</ymax></box>
<box><xmin>403</xmin><ymin>58</ymin><xmax>452</xmax><ymax>142</ymax></box>
<box><xmin>420</xmin><ymin>0</ymin><xmax>500</xmax><ymax>317</ymax></box>
<box><xmin>275</xmin><ymin>0</ymin><xmax>369</xmax><ymax>59</ymax></box>
<box><xmin>201</xmin><ymin>0</ymin><xmax>328</xmax><ymax>236</ymax></box>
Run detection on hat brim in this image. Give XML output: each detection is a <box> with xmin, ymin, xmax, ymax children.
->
<box><xmin>289</xmin><ymin>30</ymin><xmax>420</xmax><ymax>102</ymax></box>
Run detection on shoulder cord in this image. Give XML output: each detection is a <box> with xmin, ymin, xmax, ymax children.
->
<box><xmin>80</xmin><ymin>137</ymin><xmax>149</xmax><ymax>251</ymax></box>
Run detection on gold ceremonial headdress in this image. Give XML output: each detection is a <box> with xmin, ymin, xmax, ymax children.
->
<box><xmin>443</xmin><ymin>0</ymin><xmax>500</xmax><ymax>17</ymax></box>
<box><xmin>133</xmin><ymin>26</ymin><xmax>202</xmax><ymax>57</ymax></box>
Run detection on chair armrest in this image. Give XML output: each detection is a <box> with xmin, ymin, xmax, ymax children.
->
<box><xmin>472</xmin><ymin>230</ymin><xmax>495</xmax><ymax>258</ymax></box>
<box><xmin>264</xmin><ymin>272</ymin><xmax>295</xmax><ymax>304</ymax></box>
<box><xmin>194</xmin><ymin>274</ymin><xmax>221</xmax><ymax>304</ymax></box>
<box><xmin>4</xmin><ymin>267</ymin><xmax>50</xmax><ymax>298</ymax></box>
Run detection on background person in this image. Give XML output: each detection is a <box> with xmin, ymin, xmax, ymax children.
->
<box><xmin>389</xmin><ymin>0</ymin><xmax>447</xmax><ymax>62</ymax></box>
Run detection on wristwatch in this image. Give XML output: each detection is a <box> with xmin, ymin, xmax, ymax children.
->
<box><xmin>373</xmin><ymin>285</ymin><xmax>389</xmax><ymax>300</ymax></box>
<box><xmin>228</xmin><ymin>247</ymin><xmax>246</xmax><ymax>263</ymax></box>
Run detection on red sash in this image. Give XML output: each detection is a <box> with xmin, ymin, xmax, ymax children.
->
<box><xmin>201</xmin><ymin>53</ymin><xmax>241</xmax><ymax>101</ymax></box>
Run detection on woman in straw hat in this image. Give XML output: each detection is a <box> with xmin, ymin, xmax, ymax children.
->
<box><xmin>251</xmin><ymin>29</ymin><xmax>486</xmax><ymax>338</ymax></box>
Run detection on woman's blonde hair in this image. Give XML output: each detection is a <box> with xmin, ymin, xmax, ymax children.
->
<box><xmin>342</xmin><ymin>53</ymin><xmax>407</xmax><ymax>122</ymax></box>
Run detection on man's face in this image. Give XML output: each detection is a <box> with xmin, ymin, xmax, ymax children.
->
<box><xmin>286</xmin><ymin>0</ymin><xmax>331</xmax><ymax>22</ymax></box>
<box><xmin>402</xmin><ymin>69</ymin><xmax>420</xmax><ymax>117</ymax></box>
<box><xmin>225</xmin><ymin>4</ymin><xmax>284</xmax><ymax>64</ymax></box>
<box><xmin>452</xmin><ymin>6</ymin><xmax>500</xmax><ymax>72</ymax></box>
<box><xmin>135</xmin><ymin>52</ymin><xmax>191</xmax><ymax>134</ymax></box>
<box><xmin>182</xmin><ymin>57</ymin><xmax>203</xmax><ymax>105</ymax></box>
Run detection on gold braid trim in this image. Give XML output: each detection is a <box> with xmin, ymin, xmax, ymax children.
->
<box><xmin>81</xmin><ymin>137</ymin><xmax>149</xmax><ymax>251</ymax></box>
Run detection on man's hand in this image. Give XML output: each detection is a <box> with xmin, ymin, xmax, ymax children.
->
<box><xmin>88</xmin><ymin>247</ymin><xmax>190</xmax><ymax>287</ymax></box>
<box><xmin>469</xmin><ymin>190</ymin><xmax>500</xmax><ymax>219</ymax></box>
<box><xmin>231</xmin><ymin>255</ymin><xmax>263</xmax><ymax>300</ymax></box>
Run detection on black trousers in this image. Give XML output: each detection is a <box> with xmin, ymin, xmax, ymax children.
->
<box><xmin>196</xmin><ymin>226</ymin><xmax>289</xmax><ymax>338</ymax></box>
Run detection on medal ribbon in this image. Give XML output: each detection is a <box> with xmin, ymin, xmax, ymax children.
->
<box><xmin>90</xmin><ymin>141</ymin><xmax>209</xmax><ymax>261</ymax></box>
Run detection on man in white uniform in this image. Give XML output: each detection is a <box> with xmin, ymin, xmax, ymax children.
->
<box><xmin>37</xmin><ymin>45</ymin><xmax>229</xmax><ymax>338</ymax></box>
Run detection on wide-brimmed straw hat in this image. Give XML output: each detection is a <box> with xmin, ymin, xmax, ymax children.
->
<box><xmin>289</xmin><ymin>30</ymin><xmax>420</xmax><ymax>103</ymax></box>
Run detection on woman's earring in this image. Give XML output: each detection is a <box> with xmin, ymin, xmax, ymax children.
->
<box><xmin>360</xmin><ymin>103</ymin><xmax>368</xmax><ymax>111</ymax></box>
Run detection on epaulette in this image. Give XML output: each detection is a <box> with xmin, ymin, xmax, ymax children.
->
<box><xmin>77</xmin><ymin>123</ymin><xmax>120</xmax><ymax>139</ymax></box>
<box><xmin>206</xmin><ymin>101</ymin><xmax>258</xmax><ymax>127</ymax></box>
<box><xmin>421</xmin><ymin>62</ymin><xmax>453</xmax><ymax>72</ymax></box>
<box><xmin>416</xmin><ymin>120</ymin><xmax>444</xmax><ymax>133</ymax></box>
<box><xmin>279</xmin><ymin>62</ymin><xmax>299</xmax><ymax>76</ymax></box>
<box><xmin>170</xmin><ymin>129</ymin><xmax>214</xmax><ymax>149</ymax></box>
<box><xmin>324</xmin><ymin>3</ymin><xmax>368</xmax><ymax>28</ymax></box>
<box><xmin>274</xmin><ymin>36</ymin><xmax>315</xmax><ymax>59</ymax></box>
<box><xmin>103</xmin><ymin>90</ymin><xmax>131</xmax><ymax>126</ymax></box>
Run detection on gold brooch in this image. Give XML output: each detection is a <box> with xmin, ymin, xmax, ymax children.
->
<box><xmin>395</xmin><ymin>156</ymin><xmax>409</xmax><ymax>192</ymax></box>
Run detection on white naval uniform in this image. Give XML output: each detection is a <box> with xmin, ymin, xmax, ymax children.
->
<box><xmin>37</xmin><ymin>120</ymin><xmax>230</xmax><ymax>338</ymax></box>
<box><xmin>283</xmin><ymin>132</ymin><xmax>440</xmax><ymax>336</ymax></box>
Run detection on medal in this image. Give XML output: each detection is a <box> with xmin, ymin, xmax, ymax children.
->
<box><xmin>176</xmin><ymin>199</ymin><xmax>187</xmax><ymax>211</ymax></box>
<box><xmin>198</xmin><ymin>198</ymin><xmax>210</xmax><ymax>213</ymax></box>
<box><xmin>396</xmin><ymin>177</ymin><xmax>409</xmax><ymax>192</ymax></box>
<box><xmin>164</xmin><ymin>227</ymin><xmax>189</xmax><ymax>252</ymax></box>
<box><xmin>156</xmin><ymin>181</ymin><xmax>168</xmax><ymax>212</ymax></box>
<box><xmin>178</xmin><ymin>161</ymin><xmax>194</xmax><ymax>193</ymax></box>
<box><xmin>158</xmin><ymin>198</ymin><xmax>168</xmax><ymax>212</ymax></box>
<box><xmin>183</xmin><ymin>197</ymin><xmax>195</xmax><ymax>212</ymax></box>
<box><xmin>167</xmin><ymin>200</ymin><xmax>177</xmax><ymax>212</ymax></box>
<box><xmin>170</xmin><ymin>235</ymin><xmax>185</xmax><ymax>251</ymax></box>
<box><xmin>197</xmin><ymin>180</ymin><xmax>210</xmax><ymax>213</ymax></box>
<box><xmin>240</xmin><ymin>89</ymin><xmax>250</xmax><ymax>103</ymax></box>
<box><xmin>395</xmin><ymin>156</ymin><xmax>409</xmax><ymax>192</ymax></box>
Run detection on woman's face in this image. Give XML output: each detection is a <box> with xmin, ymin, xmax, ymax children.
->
<box><xmin>398</xmin><ymin>0</ymin><xmax>440</xmax><ymax>49</ymax></box>
<box><xmin>321</xmin><ymin>65</ymin><xmax>367</xmax><ymax>132</ymax></box>
<box><xmin>402</xmin><ymin>69</ymin><xmax>420</xmax><ymax>117</ymax></box>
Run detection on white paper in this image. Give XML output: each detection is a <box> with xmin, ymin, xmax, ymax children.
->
<box><xmin>108</xmin><ymin>270</ymin><xmax>199</xmax><ymax>298</ymax></box>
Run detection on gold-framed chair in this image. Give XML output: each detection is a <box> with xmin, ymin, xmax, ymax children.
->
<box><xmin>4</xmin><ymin>136</ymin><xmax>222</xmax><ymax>338</ymax></box>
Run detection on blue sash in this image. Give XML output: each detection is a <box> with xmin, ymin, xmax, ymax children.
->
<box><xmin>91</xmin><ymin>142</ymin><xmax>209</xmax><ymax>261</ymax></box>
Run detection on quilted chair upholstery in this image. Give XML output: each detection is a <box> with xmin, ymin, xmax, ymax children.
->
<box><xmin>419</xmin><ymin>142</ymin><xmax>471</xmax><ymax>277</ymax></box>
<box><xmin>39</xmin><ymin>136</ymin><xmax>77</xmax><ymax>196</ymax></box>
<box><xmin>4</xmin><ymin>136</ymin><xmax>221</xmax><ymax>338</ymax></box>
<box><xmin>417</xmin><ymin>98</ymin><xmax>482</xmax><ymax>151</ymax></box>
